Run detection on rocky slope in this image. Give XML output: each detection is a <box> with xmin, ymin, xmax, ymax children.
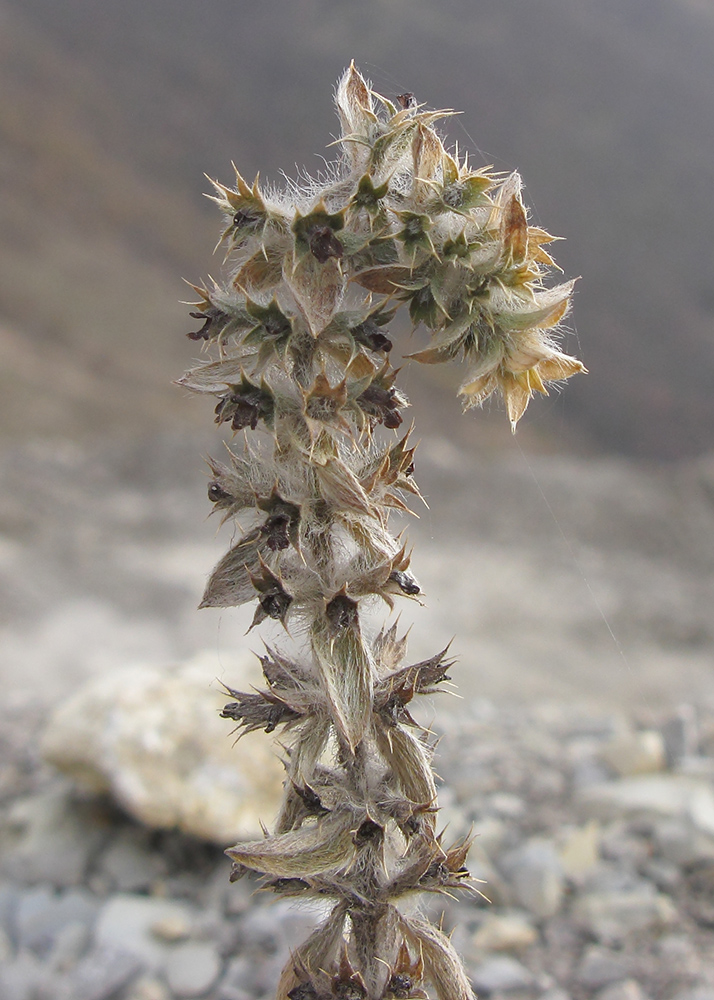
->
<box><xmin>2</xmin><ymin>0</ymin><xmax>714</xmax><ymax>456</ymax></box>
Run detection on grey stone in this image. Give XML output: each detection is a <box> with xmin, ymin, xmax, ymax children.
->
<box><xmin>500</xmin><ymin>838</ymin><xmax>565</xmax><ymax>918</ymax></box>
<box><xmin>472</xmin><ymin>816</ymin><xmax>507</xmax><ymax>858</ymax></box>
<box><xmin>99</xmin><ymin>827</ymin><xmax>165</xmax><ymax>892</ymax></box>
<box><xmin>595</xmin><ymin>980</ymin><xmax>647</xmax><ymax>1000</ymax></box>
<box><xmin>577</xmin><ymin>775</ymin><xmax>714</xmax><ymax>836</ymax></box>
<box><xmin>575</xmin><ymin>946</ymin><xmax>632</xmax><ymax>989</ymax></box>
<box><xmin>601</xmin><ymin>730</ymin><xmax>666</xmax><ymax>777</ymax></box>
<box><xmin>471</xmin><ymin>955</ymin><xmax>534</xmax><ymax>993</ymax></box>
<box><xmin>677</xmin><ymin>756</ymin><xmax>714</xmax><ymax>779</ymax></box>
<box><xmin>470</xmin><ymin>911</ymin><xmax>538</xmax><ymax>952</ymax></box>
<box><xmin>579</xmin><ymin>862</ymin><xmax>648</xmax><ymax>896</ymax></box>
<box><xmin>0</xmin><ymin>950</ymin><xmax>47</xmax><ymax>1000</ymax></box>
<box><xmin>48</xmin><ymin>920</ymin><xmax>92</xmax><ymax>972</ymax></box>
<box><xmin>657</xmin><ymin>933</ymin><xmax>701</xmax><ymax>979</ymax></box>
<box><xmin>0</xmin><ymin>881</ymin><xmax>18</xmax><ymax>936</ymax></box>
<box><xmin>0</xmin><ymin>925</ymin><xmax>13</xmax><ymax>962</ymax></box>
<box><xmin>2</xmin><ymin>786</ymin><xmax>106</xmax><ymax>886</ymax></box>
<box><xmin>573</xmin><ymin>890</ymin><xmax>676</xmax><ymax>944</ymax></box>
<box><xmin>236</xmin><ymin>899</ymin><xmax>324</xmax><ymax>955</ymax></box>
<box><xmin>640</xmin><ymin>858</ymin><xmax>680</xmax><ymax>891</ymax></box>
<box><xmin>41</xmin><ymin>661</ymin><xmax>285</xmax><ymax>843</ymax></box>
<box><xmin>16</xmin><ymin>885</ymin><xmax>98</xmax><ymax>954</ymax></box>
<box><xmin>573</xmin><ymin>760</ymin><xmax>614</xmax><ymax>790</ymax></box>
<box><xmin>653</xmin><ymin>817</ymin><xmax>714</xmax><ymax>866</ymax></box>
<box><xmin>660</xmin><ymin>705</ymin><xmax>698</xmax><ymax>766</ymax></box>
<box><xmin>487</xmin><ymin>792</ymin><xmax>526</xmax><ymax>819</ymax></box>
<box><xmin>95</xmin><ymin>894</ymin><xmax>195</xmax><ymax>970</ymax></box>
<box><xmin>63</xmin><ymin>947</ymin><xmax>143</xmax><ymax>1000</ymax></box>
<box><xmin>125</xmin><ymin>976</ymin><xmax>172</xmax><ymax>1000</ymax></box>
<box><xmin>559</xmin><ymin>821</ymin><xmax>601</xmax><ymax>877</ymax></box>
<box><xmin>600</xmin><ymin>821</ymin><xmax>651</xmax><ymax>865</ymax></box>
<box><xmin>218</xmin><ymin>957</ymin><xmax>260</xmax><ymax>1000</ymax></box>
<box><xmin>219</xmin><ymin>952</ymin><xmax>285</xmax><ymax>999</ymax></box>
<box><xmin>164</xmin><ymin>941</ymin><xmax>222</xmax><ymax>997</ymax></box>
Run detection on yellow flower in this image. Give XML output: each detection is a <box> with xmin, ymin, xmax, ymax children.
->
<box><xmin>459</xmin><ymin>329</ymin><xmax>585</xmax><ymax>430</ymax></box>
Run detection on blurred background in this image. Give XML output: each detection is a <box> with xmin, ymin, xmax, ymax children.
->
<box><xmin>2</xmin><ymin>0</ymin><xmax>714</xmax><ymax>716</ymax></box>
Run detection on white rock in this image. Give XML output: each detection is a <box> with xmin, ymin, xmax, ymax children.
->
<box><xmin>575</xmin><ymin>946</ymin><xmax>631</xmax><ymax>990</ymax></box>
<box><xmin>95</xmin><ymin>895</ymin><xmax>195</xmax><ymax>970</ymax></box>
<box><xmin>0</xmin><ymin>927</ymin><xmax>12</xmax><ymax>964</ymax></box>
<box><xmin>595</xmin><ymin>980</ymin><xmax>647</xmax><ymax>1000</ymax></box>
<box><xmin>559</xmin><ymin>820</ymin><xmax>601</xmax><ymax>877</ymax></box>
<box><xmin>0</xmin><ymin>951</ymin><xmax>49</xmax><ymax>1000</ymax></box>
<box><xmin>16</xmin><ymin>886</ymin><xmax>98</xmax><ymax>953</ymax></box>
<box><xmin>471</xmin><ymin>955</ymin><xmax>534</xmax><ymax>993</ymax></box>
<box><xmin>652</xmin><ymin>818</ymin><xmax>714</xmax><ymax>866</ymax></box>
<box><xmin>577</xmin><ymin>775</ymin><xmax>714</xmax><ymax>836</ymax></box>
<box><xmin>41</xmin><ymin>659</ymin><xmax>284</xmax><ymax>843</ymax></box>
<box><xmin>500</xmin><ymin>838</ymin><xmax>565</xmax><ymax>919</ymax></box>
<box><xmin>471</xmin><ymin>911</ymin><xmax>538</xmax><ymax>952</ymax></box>
<box><xmin>573</xmin><ymin>890</ymin><xmax>677</xmax><ymax>944</ymax></box>
<box><xmin>47</xmin><ymin>921</ymin><xmax>92</xmax><ymax>973</ymax></box>
<box><xmin>125</xmin><ymin>977</ymin><xmax>171</xmax><ymax>1000</ymax></box>
<box><xmin>472</xmin><ymin>816</ymin><xmax>507</xmax><ymax>859</ymax></box>
<box><xmin>163</xmin><ymin>941</ymin><xmax>222</xmax><ymax>998</ymax></box>
<box><xmin>150</xmin><ymin>915</ymin><xmax>191</xmax><ymax>943</ymax></box>
<box><xmin>488</xmin><ymin>793</ymin><xmax>526</xmax><ymax>819</ymax></box>
<box><xmin>601</xmin><ymin>730</ymin><xmax>666</xmax><ymax>776</ymax></box>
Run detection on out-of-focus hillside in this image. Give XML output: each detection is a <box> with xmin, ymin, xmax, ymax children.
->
<box><xmin>1</xmin><ymin>0</ymin><xmax>714</xmax><ymax>457</ymax></box>
<box><xmin>2</xmin><ymin>431</ymin><xmax>714</xmax><ymax>714</ymax></box>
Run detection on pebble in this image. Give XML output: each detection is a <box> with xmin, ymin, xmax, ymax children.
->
<box><xmin>0</xmin><ymin>881</ymin><xmax>18</xmax><ymax>934</ymax></box>
<box><xmin>595</xmin><ymin>980</ymin><xmax>647</xmax><ymax>1000</ymax></box>
<box><xmin>659</xmin><ymin>705</ymin><xmax>697</xmax><ymax>767</ymax></box>
<box><xmin>65</xmin><ymin>947</ymin><xmax>143</xmax><ymax>1000</ymax></box>
<box><xmin>164</xmin><ymin>941</ymin><xmax>222</xmax><ymax>997</ymax></box>
<box><xmin>601</xmin><ymin>730</ymin><xmax>666</xmax><ymax>777</ymax></box>
<box><xmin>577</xmin><ymin>775</ymin><xmax>714</xmax><ymax>832</ymax></box>
<box><xmin>16</xmin><ymin>885</ymin><xmax>98</xmax><ymax>954</ymax></box>
<box><xmin>473</xmin><ymin>816</ymin><xmax>508</xmax><ymax>858</ymax></box>
<box><xmin>151</xmin><ymin>915</ymin><xmax>192</xmax><ymax>943</ymax></box>
<box><xmin>2</xmin><ymin>785</ymin><xmax>107</xmax><ymax>886</ymax></box>
<box><xmin>95</xmin><ymin>894</ymin><xmax>196</xmax><ymax>969</ymax></box>
<box><xmin>575</xmin><ymin>946</ymin><xmax>632</xmax><ymax>990</ymax></box>
<box><xmin>471</xmin><ymin>911</ymin><xmax>538</xmax><ymax>952</ymax></box>
<box><xmin>500</xmin><ymin>838</ymin><xmax>565</xmax><ymax>919</ymax></box>
<box><xmin>1</xmin><ymin>700</ymin><xmax>714</xmax><ymax>1000</ymax></box>
<box><xmin>0</xmin><ymin>925</ymin><xmax>13</xmax><ymax>962</ymax></box>
<box><xmin>126</xmin><ymin>977</ymin><xmax>172</xmax><ymax>1000</ymax></box>
<box><xmin>47</xmin><ymin>919</ymin><xmax>92</xmax><ymax>972</ymax></box>
<box><xmin>559</xmin><ymin>820</ymin><xmax>600</xmax><ymax>877</ymax></box>
<box><xmin>488</xmin><ymin>792</ymin><xmax>526</xmax><ymax>819</ymax></box>
<box><xmin>653</xmin><ymin>817</ymin><xmax>714</xmax><ymax>866</ymax></box>
<box><xmin>99</xmin><ymin>827</ymin><xmax>165</xmax><ymax>892</ymax></box>
<box><xmin>471</xmin><ymin>954</ymin><xmax>534</xmax><ymax>993</ymax></box>
<box><xmin>574</xmin><ymin>889</ymin><xmax>677</xmax><ymax>943</ymax></box>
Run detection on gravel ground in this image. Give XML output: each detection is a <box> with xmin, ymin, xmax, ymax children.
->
<box><xmin>2</xmin><ymin>433</ymin><xmax>714</xmax><ymax>998</ymax></box>
<box><xmin>3</xmin><ymin>698</ymin><xmax>714</xmax><ymax>1000</ymax></box>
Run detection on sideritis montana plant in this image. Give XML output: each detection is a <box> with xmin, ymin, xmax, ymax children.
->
<box><xmin>179</xmin><ymin>63</ymin><xmax>583</xmax><ymax>1000</ymax></box>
